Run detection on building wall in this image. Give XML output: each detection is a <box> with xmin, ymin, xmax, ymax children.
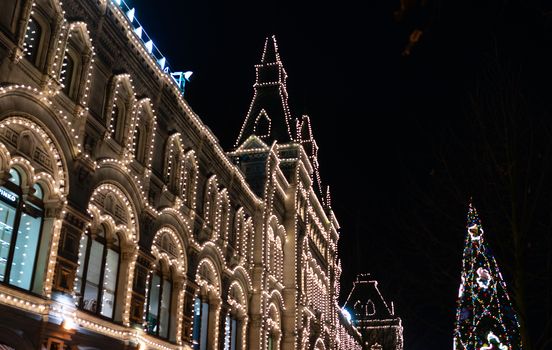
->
<box><xmin>0</xmin><ymin>0</ymin><xmax>362</xmax><ymax>349</ymax></box>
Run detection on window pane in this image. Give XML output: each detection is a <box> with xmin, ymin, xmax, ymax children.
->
<box><xmin>147</xmin><ymin>274</ymin><xmax>161</xmax><ymax>334</ymax></box>
<box><xmin>9</xmin><ymin>202</ymin><xmax>42</xmax><ymax>290</ymax></box>
<box><xmin>200</xmin><ymin>302</ymin><xmax>209</xmax><ymax>350</ymax></box>
<box><xmin>23</xmin><ymin>17</ymin><xmax>41</xmax><ymax>64</ymax></box>
<box><xmin>231</xmin><ymin>318</ymin><xmax>237</xmax><ymax>350</ymax></box>
<box><xmin>74</xmin><ymin>234</ymin><xmax>88</xmax><ymax>295</ymax></box>
<box><xmin>159</xmin><ymin>278</ymin><xmax>171</xmax><ymax>338</ymax></box>
<box><xmin>111</xmin><ymin>105</ymin><xmax>120</xmax><ymax>138</ymax></box>
<box><xmin>8</xmin><ymin>169</ymin><xmax>20</xmax><ymax>186</ymax></box>
<box><xmin>61</xmin><ymin>54</ymin><xmax>75</xmax><ymax>96</ymax></box>
<box><xmin>100</xmin><ymin>248</ymin><xmax>119</xmax><ymax>318</ymax></box>
<box><xmin>83</xmin><ymin>240</ymin><xmax>103</xmax><ymax>312</ymax></box>
<box><xmin>192</xmin><ymin>298</ymin><xmax>201</xmax><ymax>349</ymax></box>
<box><xmin>32</xmin><ymin>184</ymin><xmax>43</xmax><ymax>199</ymax></box>
<box><xmin>224</xmin><ymin>315</ymin><xmax>231</xmax><ymax>350</ymax></box>
<box><xmin>134</xmin><ymin>128</ymin><xmax>141</xmax><ymax>160</ymax></box>
<box><xmin>0</xmin><ymin>196</ymin><xmax>17</xmax><ymax>282</ymax></box>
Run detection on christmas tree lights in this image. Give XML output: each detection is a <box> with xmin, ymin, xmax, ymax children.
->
<box><xmin>453</xmin><ymin>203</ymin><xmax>522</xmax><ymax>350</ymax></box>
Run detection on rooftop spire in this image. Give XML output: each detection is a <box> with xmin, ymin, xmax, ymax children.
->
<box><xmin>234</xmin><ymin>35</ymin><xmax>293</xmax><ymax>148</ymax></box>
<box><xmin>261</xmin><ymin>35</ymin><xmax>281</xmax><ymax>63</ymax></box>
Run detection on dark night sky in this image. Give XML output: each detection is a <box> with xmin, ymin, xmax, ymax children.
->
<box><xmin>131</xmin><ymin>0</ymin><xmax>552</xmax><ymax>348</ymax></box>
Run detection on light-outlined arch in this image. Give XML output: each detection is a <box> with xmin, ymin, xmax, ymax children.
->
<box><xmin>266</xmin><ymin>299</ymin><xmax>283</xmax><ymax>350</ymax></box>
<box><xmin>230</xmin><ymin>265</ymin><xmax>253</xmax><ymax>293</ymax></box>
<box><xmin>57</xmin><ymin>21</ymin><xmax>94</xmax><ymax>107</ymax></box>
<box><xmin>128</xmin><ymin>98</ymin><xmax>156</xmax><ymax>167</ymax></box>
<box><xmin>182</xmin><ymin>149</ymin><xmax>198</xmax><ymax>210</ymax></box>
<box><xmin>164</xmin><ymin>133</ymin><xmax>185</xmax><ymax>195</ymax></box>
<box><xmin>0</xmin><ymin>111</ymin><xmax>72</xmax><ymax>297</ymax></box>
<box><xmin>151</xmin><ymin>226</ymin><xmax>187</xmax><ymax>274</ymax></box>
<box><xmin>267</xmin><ymin>215</ymin><xmax>285</xmax><ymax>283</ymax></box>
<box><xmin>88</xmin><ymin>181</ymin><xmax>139</xmax><ymax>244</ymax></box>
<box><xmin>82</xmin><ymin>181</ymin><xmax>140</xmax><ymax>325</ymax></box>
<box><xmin>198</xmin><ymin>242</ymin><xmax>226</xmax><ymax>281</ymax></box>
<box><xmin>0</xmin><ymin>87</ymin><xmax>82</xmax><ymax>159</ymax></box>
<box><xmin>227</xmin><ymin>280</ymin><xmax>247</xmax><ymax>315</ymax></box>
<box><xmin>19</xmin><ymin>0</ymin><xmax>64</xmax><ymax>72</ymax></box>
<box><xmin>232</xmin><ymin>207</ymin><xmax>245</xmax><ymax>252</ymax></box>
<box><xmin>244</xmin><ymin>216</ymin><xmax>254</xmax><ymax>263</ymax></box>
<box><xmin>195</xmin><ymin>256</ymin><xmax>222</xmax><ymax>298</ymax></box>
<box><xmin>148</xmin><ymin>226</ymin><xmax>187</xmax><ymax>342</ymax></box>
<box><xmin>218</xmin><ymin>189</ymin><xmax>230</xmax><ymax>241</ymax></box>
<box><xmin>225</xmin><ymin>279</ymin><xmax>249</xmax><ymax>350</ymax></box>
<box><xmin>0</xmin><ymin>115</ymin><xmax>68</xmax><ymax>197</ymax></box>
<box><xmin>104</xmin><ymin>74</ymin><xmax>136</xmax><ymax>144</ymax></box>
<box><xmin>0</xmin><ymin>130</ymin><xmax>66</xmax><ymax>296</ymax></box>
<box><xmin>314</xmin><ymin>338</ymin><xmax>326</xmax><ymax>350</ymax></box>
<box><xmin>156</xmin><ymin>209</ymin><xmax>193</xmax><ymax>247</ymax></box>
<box><xmin>203</xmin><ymin>175</ymin><xmax>219</xmax><ymax>232</ymax></box>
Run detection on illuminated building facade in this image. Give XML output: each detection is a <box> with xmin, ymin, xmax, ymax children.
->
<box><xmin>343</xmin><ymin>274</ymin><xmax>403</xmax><ymax>350</ymax></box>
<box><xmin>0</xmin><ymin>0</ymin><xmax>363</xmax><ymax>349</ymax></box>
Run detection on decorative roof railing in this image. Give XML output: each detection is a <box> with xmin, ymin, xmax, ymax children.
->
<box><xmin>112</xmin><ymin>0</ymin><xmax>192</xmax><ymax>93</ymax></box>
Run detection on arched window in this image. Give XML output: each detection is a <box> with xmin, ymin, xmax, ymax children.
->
<box><xmin>219</xmin><ymin>194</ymin><xmax>230</xmax><ymax>240</ymax></box>
<box><xmin>192</xmin><ymin>297</ymin><xmax>210</xmax><ymax>350</ymax></box>
<box><xmin>231</xmin><ymin>211</ymin><xmax>242</xmax><ymax>251</ymax></box>
<box><xmin>60</xmin><ymin>53</ymin><xmax>75</xmax><ymax>97</ymax></box>
<box><xmin>183</xmin><ymin>156</ymin><xmax>197</xmax><ymax>209</ymax></box>
<box><xmin>75</xmin><ymin>225</ymin><xmax>120</xmax><ymax>319</ymax></box>
<box><xmin>133</xmin><ymin>126</ymin><xmax>142</xmax><ymax>161</ymax></box>
<box><xmin>204</xmin><ymin>180</ymin><xmax>218</xmax><ymax>230</ymax></box>
<box><xmin>0</xmin><ymin>168</ymin><xmax>44</xmax><ymax>291</ymax></box>
<box><xmin>111</xmin><ymin>104</ymin><xmax>125</xmax><ymax>143</ymax></box>
<box><xmin>23</xmin><ymin>17</ymin><xmax>42</xmax><ymax>65</ymax></box>
<box><xmin>274</xmin><ymin>236</ymin><xmax>283</xmax><ymax>282</ymax></box>
<box><xmin>146</xmin><ymin>266</ymin><xmax>172</xmax><ymax>339</ymax></box>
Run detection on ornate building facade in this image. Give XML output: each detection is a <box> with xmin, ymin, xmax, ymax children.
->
<box><xmin>343</xmin><ymin>274</ymin><xmax>403</xmax><ymax>350</ymax></box>
<box><xmin>0</xmin><ymin>0</ymin><xmax>363</xmax><ymax>349</ymax></box>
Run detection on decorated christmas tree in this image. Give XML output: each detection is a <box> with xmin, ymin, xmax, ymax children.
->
<box><xmin>453</xmin><ymin>203</ymin><xmax>522</xmax><ymax>350</ymax></box>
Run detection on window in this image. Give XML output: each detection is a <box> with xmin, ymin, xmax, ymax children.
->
<box><xmin>75</xmin><ymin>225</ymin><xmax>120</xmax><ymax>319</ymax></box>
<box><xmin>60</xmin><ymin>53</ymin><xmax>75</xmax><ymax>97</ymax></box>
<box><xmin>184</xmin><ymin>160</ymin><xmax>196</xmax><ymax>208</ymax></box>
<box><xmin>133</xmin><ymin>127</ymin><xmax>142</xmax><ymax>161</ymax></box>
<box><xmin>192</xmin><ymin>297</ymin><xmax>210</xmax><ymax>350</ymax></box>
<box><xmin>224</xmin><ymin>314</ymin><xmax>240</xmax><ymax>350</ymax></box>
<box><xmin>146</xmin><ymin>268</ymin><xmax>172</xmax><ymax>339</ymax></box>
<box><xmin>168</xmin><ymin>152</ymin><xmax>181</xmax><ymax>194</ymax></box>
<box><xmin>0</xmin><ymin>168</ymin><xmax>44</xmax><ymax>291</ymax></box>
<box><xmin>111</xmin><ymin>104</ymin><xmax>125</xmax><ymax>143</ymax></box>
<box><xmin>268</xmin><ymin>335</ymin><xmax>274</xmax><ymax>350</ymax></box>
<box><xmin>130</xmin><ymin>262</ymin><xmax>147</xmax><ymax>324</ymax></box>
<box><xmin>23</xmin><ymin>17</ymin><xmax>42</xmax><ymax>65</ymax></box>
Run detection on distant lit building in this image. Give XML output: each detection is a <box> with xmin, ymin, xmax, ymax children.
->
<box><xmin>0</xmin><ymin>0</ymin><xmax>364</xmax><ymax>349</ymax></box>
<box><xmin>343</xmin><ymin>274</ymin><xmax>403</xmax><ymax>350</ymax></box>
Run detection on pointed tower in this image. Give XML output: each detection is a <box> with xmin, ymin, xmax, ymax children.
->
<box><xmin>454</xmin><ymin>203</ymin><xmax>522</xmax><ymax>350</ymax></box>
<box><xmin>234</xmin><ymin>35</ymin><xmax>294</xmax><ymax>148</ymax></box>
<box><xmin>297</xmin><ymin>115</ymin><xmax>325</xmax><ymax>199</ymax></box>
<box><xmin>343</xmin><ymin>274</ymin><xmax>403</xmax><ymax>350</ymax></box>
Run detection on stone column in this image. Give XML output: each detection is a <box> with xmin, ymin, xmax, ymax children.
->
<box><xmin>117</xmin><ymin>245</ymin><xmax>137</xmax><ymax>325</ymax></box>
<box><xmin>172</xmin><ymin>276</ymin><xmax>186</xmax><ymax>344</ymax></box>
<box><xmin>37</xmin><ymin>199</ymin><xmax>64</xmax><ymax>297</ymax></box>
<box><xmin>207</xmin><ymin>295</ymin><xmax>221</xmax><ymax>349</ymax></box>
